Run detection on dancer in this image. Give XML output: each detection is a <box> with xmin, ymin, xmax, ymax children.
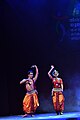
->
<box><xmin>20</xmin><ymin>65</ymin><xmax>39</xmax><ymax>117</ymax></box>
<box><xmin>48</xmin><ymin>65</ymin><xmax>64</xmax><ymax>115</ymax></box>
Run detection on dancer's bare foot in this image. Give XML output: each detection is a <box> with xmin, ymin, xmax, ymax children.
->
<box><xmin>60</xmin><ymin>112</ymin><xmax>63</xmax><ymax>115</ymax></box>
<box><xmin>22</xmin><ymin>114</ymin><xmax>28</xmax><ymax>117</ymax></box>
<box><xmin>31</xmin><ymin>114</ymin><xmax>34</xmax><ymax>117</ymax></box>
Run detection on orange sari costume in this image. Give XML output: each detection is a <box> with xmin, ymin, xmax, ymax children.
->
<box><xmin>52</xmin><ymin>78</ymin><xmax>64</xmax><ymax>112</ymax></box>
<box><xmin>23</xmin><ymin>79</ymin><xmax>39</xmax><ymax>114</ymax></box>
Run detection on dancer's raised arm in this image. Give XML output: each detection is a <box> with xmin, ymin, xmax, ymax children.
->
<box><xmin>48</xmin><ymin>65</ymin><xmax>54</xmax><ymax>80</ymax></box>
<box><xmin>31</xmin><ymin>65</ymin><xmax>39</xmax><ymax>82</ymax></box>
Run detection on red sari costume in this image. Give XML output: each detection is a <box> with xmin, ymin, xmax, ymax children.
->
<box><xmin>23</xmin><ymin>79</ymin><xmax>39</xmax><ymax>114</ymax></box>
<box><xmin>52</xmin><ymin>78</ymin><xmax>64</xmax><ymax>112</ymax></box>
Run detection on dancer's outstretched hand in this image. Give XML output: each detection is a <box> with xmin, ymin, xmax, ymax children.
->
<box><xmin>51</xmin><ymin>65</ymin><xmax>54</xmax><ymax>68</ymax></box>
<box><xmin>31</xmin><ymin>65</ymin><xmax>37</xmax><ymax>68</ymax></box>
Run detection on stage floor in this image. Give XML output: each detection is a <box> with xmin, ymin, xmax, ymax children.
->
<box><xmin>0</xmin><ymin>112</ymin><xmax>80</xmax><ymax>120</ymax></box>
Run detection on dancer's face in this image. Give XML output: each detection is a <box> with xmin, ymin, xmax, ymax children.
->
<box><xmin>28</xmin><ymin>73</ymin><xmax>33</xmax><ymax>79</ymax></box>
<box><xmin>54</xmin><ymin>70</ymin><xmax>59</xmax><ymax>77</ymax></box>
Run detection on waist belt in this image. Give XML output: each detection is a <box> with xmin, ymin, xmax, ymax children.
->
<box><xmin>52</xmin><ymin>88</ymin><xmax>63</xmax><ymax>92</ymax></box>
<box><xmin>51</xmin><ymin>88</ymin><xmax>63</xmax><ymax>96</ymax></box>
<box><xmin>27</xmin><ymin>89</ymin><xmax>38</xmax><ymax>94</ymax></box>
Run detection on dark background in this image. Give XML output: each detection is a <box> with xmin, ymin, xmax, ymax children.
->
<box><xmin>1</xmin><ymin>0</ymin><xmax>80</xmax><ymax>116</ymax></box>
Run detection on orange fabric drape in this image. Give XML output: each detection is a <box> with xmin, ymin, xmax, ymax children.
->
<box><xmin>52</xmin><ymin>92</ymin><xmax>64</xmax><ymax>111</ymax></box>
<box><xmin>23</xmin><ymin>93</ymin><xmax>39</xmax><ymax>114</ymax></box>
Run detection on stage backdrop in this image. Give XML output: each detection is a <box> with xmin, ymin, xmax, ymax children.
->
<box><xmin>1</xmin><ymin>0</ymin><xmax>80</xmax><ymax>115</ymax></box>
